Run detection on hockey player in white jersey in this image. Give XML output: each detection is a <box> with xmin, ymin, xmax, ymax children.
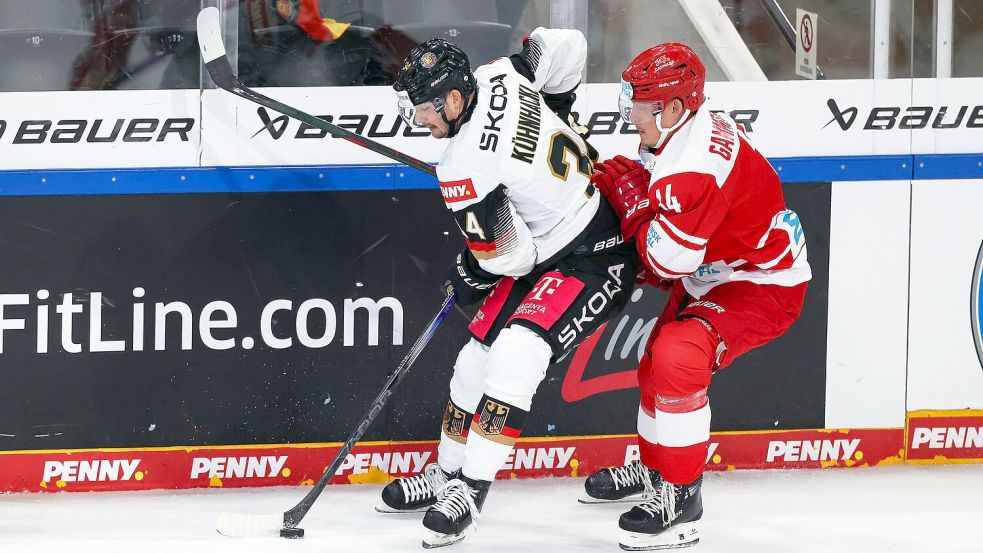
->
<box><xmin>381</xmin><ymin>29</ymin><xmax>638</xmax><ymax>547</ymax></box>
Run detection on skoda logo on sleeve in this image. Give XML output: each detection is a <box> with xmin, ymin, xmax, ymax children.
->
<box><xmin>972</xmin><ymin>239</ymin><xmax>983</xmax><ymax>371</ymax></box>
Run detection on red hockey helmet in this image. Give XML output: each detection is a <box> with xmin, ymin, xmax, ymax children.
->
<box><xmin>618</xmin><ymin>42</ymin><xmax>706</xmax><ymax>126</ymax></box>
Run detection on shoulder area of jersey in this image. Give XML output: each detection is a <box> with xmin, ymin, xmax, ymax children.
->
<box><xmin>435</xmin><ymin>150</ymin><xmax>495</xmax><ymax>187</ymax></box>
<box><xmin>439</xmin><ymin>125</ymin><xmax>497</xmax><ymax>171</ymax></box>
<box><xmin>473</xmin><ymin>56</ymin><xmax>524</xmax><ymax>85</ymax></box>
<box><xmin>654</xmin><ymin>108</ymin><xmax>742</xmax><ymax>181</ymax></box>
<box><xmin>699</xmin><ymin>109</ymin><xmax>742</xmax><ymax>163</ymax></box>
<box><xmin>443</xmin><ymin>60</ymin><xmax>523</xmax><ymax>161</ymax></box>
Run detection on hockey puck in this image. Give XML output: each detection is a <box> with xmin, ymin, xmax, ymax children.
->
<box><xmin>279</xmin><ymin>527</ymin><xmax>305</xmax><ymax>539</ymax></box>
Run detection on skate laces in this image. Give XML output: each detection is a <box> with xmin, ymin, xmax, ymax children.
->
<box><xmin>400</xmin><ymin>463</ymin><xmax>448</xmax><ymax>503</ymax></box>
<box><xmin>609</xmin><ymin>461</ymin><xmax>655</xmax><ymax>496</ymax></box>
<box><xmin>638</xmin><ymin>481</ymin><xmax>678</xmax><ymax>525</ymax></box>
<box><xmin>433</xmin><ymin>479</ymin><xmax>480</xmax><ymax>529</ymax></box>
<box><xmin>636</xmin><ymin>461</ymin><xmax>656</xmax><ymax>497</ymax></box>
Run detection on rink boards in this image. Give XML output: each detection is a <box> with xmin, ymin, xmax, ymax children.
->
<box><xmin>1</xmin><ymin>79</ymin><xmax>983</xmax><ymax>494</ymax></box>
<box><xmin>2</xmin><ymin>410</ymin><xmax>982</xmax><ymax>493</ymax></box>
<box><xmin>0</xmin><ymin>427</ymin><xmax>906</xmax><ymax>493</ymax></box>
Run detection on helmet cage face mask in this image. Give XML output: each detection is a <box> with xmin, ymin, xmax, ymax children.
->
<box><xmin>619</xmin><ymin>96</ymin><xmax>664</xmax><ymax>125</ymax></box>
<box><xmin>618</xmin><ymin>78</ymin><xmax>664</xmax><ymax>125</ymax></box>
<box><xmin>619</xmin><ymin>79</ymin><xmax>689</xmax><ymax>150</ymax></box>
<box><xmin>396</xmin><ymin>91</ymin><xmax>447</xmax><ymax>128</ymax></box>
<box><xmin>396</xmin><ymin>91</ymin><xmax>420</xmax><ymax>128</ymax></box>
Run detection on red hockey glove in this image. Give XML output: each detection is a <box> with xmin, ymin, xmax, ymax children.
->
<box><xmin>591</xmin><ymin>155</ymin><xmax>655</xmax><ymax>239</ymax></box>
<box><xmin>635</xmin><ymin>267</ymin><xmax>674</xmax><ymax>290</ymax></box>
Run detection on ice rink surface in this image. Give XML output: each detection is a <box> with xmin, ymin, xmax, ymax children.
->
<box><xmin>2</xmin><ymin>465</ymin><xmax>982</xmax><ymax>553</ymax></box>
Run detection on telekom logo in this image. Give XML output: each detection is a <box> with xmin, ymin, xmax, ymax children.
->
<box><xmin>529</xmin><ymin>276</ymin><xmax>564</xmax><ymax>301</ymax></box>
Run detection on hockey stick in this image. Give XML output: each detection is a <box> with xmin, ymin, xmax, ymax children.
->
<box><xmin>196</xmin><ymin>6</ymin><xmax>436</xmax><ymax>177</ymax></box>
<box><xmin>215</xmin><ymin>292</ymin><xmax>457</xmax><ymax>538</ymax></box>
<box><xmin>198</xmin><ymin>7</ymin><xmax>456</xmax><ymax>538</ymax></box>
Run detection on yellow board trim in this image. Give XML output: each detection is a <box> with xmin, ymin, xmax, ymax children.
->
<box><xmin>906</xmin><ymin>409</ymin><xmax>983</xmax><ymax>418</ymax></box>
<box><xmin>906</xmin><ymin>457</ymin><xmax>983</xmax><ymax>465</ymax></box>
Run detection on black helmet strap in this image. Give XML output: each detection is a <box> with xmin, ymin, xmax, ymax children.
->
<box><xmin>434</xmin><ymin>87</ymin><xmax>475</xmax><ymax>139</ymax></box>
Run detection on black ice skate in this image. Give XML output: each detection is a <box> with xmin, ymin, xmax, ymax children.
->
<box><xmin>421</xmin><ymin>476</ymin><xmax>491</xmax><ymax>548</ymax></box>
<box><xmin>618</xmin><ymin>476</ymin><xmax>703</xmax><ymax>551</ymax></box>
<box><xmin>580</xmin><ymin>460</ymin><xmax>662</xmax><ymax>504</ymax></box>
<box><xmin>377</xmin><ymin>463</ymin><xmax>457</xmax><ymax>513</ymax></box>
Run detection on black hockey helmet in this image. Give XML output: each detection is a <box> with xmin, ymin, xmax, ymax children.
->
<box><xmin>393</xmin><ymin>38</ymin><xmax>476</xmax><ymax>137</ymax></box>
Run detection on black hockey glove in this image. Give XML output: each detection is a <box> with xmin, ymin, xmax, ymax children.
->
<box><xmin>444</xmin><ymin>249</ymin><xmax>500</xmax><ymax>306</ymax></box>
<box><xmin>542</xmin><ymin>90</ymin><xmax>598</xmax><ymax>161</ymax></box>
<box><xmin>542</xmin><ymin>90</ymin><xmax>576</xmax><ymax>126</ymax></box>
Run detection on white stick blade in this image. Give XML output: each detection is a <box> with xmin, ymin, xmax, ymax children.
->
<box><xmin>215</xmin><ymin>512</ymin><xmax>283</xmax><ymax>538</ymax></box>
<box><xmin>196</xmin><ymin>7</ymin><xmax>227</xmax><ymax>63</ymax></box>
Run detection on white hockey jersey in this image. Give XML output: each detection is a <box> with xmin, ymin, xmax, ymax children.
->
<box><xmin>436</xmin><ymin>28</ymin><xmax>602</xmax><ymax>278</ymax></box>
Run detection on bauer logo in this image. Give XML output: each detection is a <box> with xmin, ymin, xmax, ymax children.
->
<box><xmin>42</xmin><ymin>459</ymin><xmax>142</xmax><ymax>484</ymax></box>
<box><xmin>252</xmin><ymin>107</ymin><xmax>290</xmax><ymax>139</ymax></box>
<box><xmin>250</xmin><ymin>107</ymin><xmax>429</xmax><ymax>140</ymax></box>
<box><xmin>190</xmin><ymin>456</ymin><xmax>288</xmax><ymax>479</ymax></box>
<box><xmin>822</xmin><ymin>99</ymin><xmax>859</xmax><ymax>130</ymax></box>
<box><xmin>1</xmin><ymin>118</ymin><xmax>195</xmax><ymax>144</ymax></box>
<box><xmin>972</xmin><ymin>239</ymin><xmax>983</xmax><ymax>372</ymax></box>
<box><xmin>822</xmin><ymin>98</ymin><xmax>983</xmax><ymax>131</ymax></box>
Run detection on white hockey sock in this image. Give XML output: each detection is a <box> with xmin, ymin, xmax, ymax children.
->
<box><xmin>461</xmin><ymin>431</ymin><xmax>513</xmax><ymax>482</ymax></box>
<box><xmin>461</xmin><ymin>326</ymin><xmax>552</xmax><ymax>481</ymax></box>
<box><xmin>439</xmin><ymin>338</ymin><xmax>490</xmax><ymax>473</ymax></box>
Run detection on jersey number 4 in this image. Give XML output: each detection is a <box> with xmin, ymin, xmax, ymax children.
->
<box><xmin>547</xmin><ymin>131</ymin><xmax>591</xmax><ymax>181</ymax></box>
<box><xmin>464</xmin><ymin>211</ymin><xmax>487</xmax><ymax>240</ymax></box>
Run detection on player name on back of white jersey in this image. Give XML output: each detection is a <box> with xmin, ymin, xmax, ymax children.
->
<box><xmin>511</xmin><ymin>83</ymin><xmax>542</xmax><ymax>164</ymax></box>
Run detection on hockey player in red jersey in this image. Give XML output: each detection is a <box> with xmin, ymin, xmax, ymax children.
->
<box><xmin>379</xmin><ymin>30</ymin><xmax>638</xmax><ymax>548</ymax></box>
<box><xmin>583</xmin><ymin>43</ymin><xmax>810</xmax><ymax>550</ymax></box>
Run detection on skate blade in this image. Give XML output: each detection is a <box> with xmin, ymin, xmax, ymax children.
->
<box><xmin>578</xmin><ymin>492</ymin><xmax>652</xmax><ymax>505</ymax></box>
<box><xmin>375</xmin><ymin>502</ymin><xmax>430</xmax><ymax>514</ymax></box>
<box><xmin>619</xmin><ymin>522</ymin><xmax>700</xmax><ymax>551</ymax></box>
<box><xmin>421</xmin><ymin>529</ymin><xmax>467</xmax><ymax>549</ymax></box>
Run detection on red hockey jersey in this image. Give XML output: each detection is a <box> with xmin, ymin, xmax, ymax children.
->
<box><xmin>635</xmin><ymin>108</ymin><xmax>811</xmax><ymax>298</ymax></box>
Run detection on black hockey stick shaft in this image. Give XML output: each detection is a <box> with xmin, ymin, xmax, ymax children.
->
<box><xmin>281</xmin><ymin>292</ymin><xmax>457</xmax><ymax>529</ymax></box>
<box><xmin>197</xmin><ymin>6</ymin><xmax>455</xmax><ymax>533</ymax></box>
<box><xmin>196</xmin><ymin>7</ymin><xmax>436</xmax><ymax>177</ymax></box>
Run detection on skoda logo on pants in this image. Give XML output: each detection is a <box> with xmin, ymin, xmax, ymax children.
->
<box><xmin>973</xmin><ymin>239</ymin><xmax>983</xmax><ymax>371</ymax></box>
